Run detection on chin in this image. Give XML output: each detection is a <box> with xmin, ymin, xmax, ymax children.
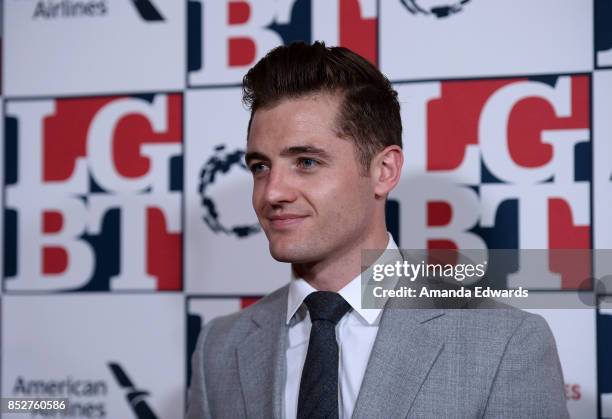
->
<box><xmin>268</xmin><ymin>242</ymin><xmax>318</xmax><ymax>264</ymax></box>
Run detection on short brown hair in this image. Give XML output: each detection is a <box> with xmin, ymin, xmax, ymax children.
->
<box><xmin>242</xmin><ymin>41</ymin><xmax>402</xmax><ymax>172</ymax></box>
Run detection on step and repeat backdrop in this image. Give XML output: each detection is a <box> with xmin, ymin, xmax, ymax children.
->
<box><xmin>1</xmin><ymin>0</ymin><xmax>611</xmax><ymax>418</ymax></box>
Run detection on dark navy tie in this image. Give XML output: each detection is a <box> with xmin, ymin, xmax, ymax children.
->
<box><xmin>297</xmin><ymin>291</ymin><xmax>352</xmax><ymax>419</ymax></box>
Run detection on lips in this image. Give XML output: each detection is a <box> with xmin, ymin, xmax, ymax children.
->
<box><xmin>267</xmin><ymin>213</ymin><xmax>309</xmax><ymax>229</ymax></box>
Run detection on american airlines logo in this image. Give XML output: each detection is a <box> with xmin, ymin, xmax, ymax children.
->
<box><xmin>130</xmin><ymin>0</ymin><xmax>165</xmax><ymax>21</ymax></box>
<box><xmin>26</xmin><ymin>0</ymin><xmax>165</xmax><ymax>21</ymax></box>
<box><xmin>109</xmin><ymin>363</ymin><xmax>159</xmax><ymax>419</ymax></box>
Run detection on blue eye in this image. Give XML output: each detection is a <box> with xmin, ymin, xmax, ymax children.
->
<box><xmin>298</xmin><ymin>158</ymin><xmax>318</xmax><ymax>169</ymax></box>
<box><xmin>250</xmin><ymin>162</ymin><xmax>268</xmax><ymax>174</ymax></box>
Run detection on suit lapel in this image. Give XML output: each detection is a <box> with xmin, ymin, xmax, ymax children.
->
<box><xmin>352</xmin><ymin>307</ymin><xmax>446</xmax><ymax>419</ymax></box>
<box><xmin>237</xmin><ymin>287</ymin><xmax>288</xmax><ymax>419</ymax></box>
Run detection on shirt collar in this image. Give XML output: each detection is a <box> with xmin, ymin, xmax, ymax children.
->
<box><xmin>286</xmin><ymin>233</ymin><xmax>400</xmax><ymax>326</ymax></box>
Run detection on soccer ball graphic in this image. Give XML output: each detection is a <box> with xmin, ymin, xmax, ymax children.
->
<box><xmin>198</xmin><ymin>145</ymin><xmax>261</xmax><ymax>238</ymax></box>
<box><xmin>400</xmin><ymin>0</ymin><xmax>471</xmax><ymax>18</ymax></box>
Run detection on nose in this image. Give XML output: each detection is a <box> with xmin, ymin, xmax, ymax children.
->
<box><xmin>262</xmin><ymin>166</ymin><xmax>297</xmax><ymax>206</ymax></box>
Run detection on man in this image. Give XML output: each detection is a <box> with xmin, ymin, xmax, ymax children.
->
<box><xmin>186</xmin><ymin>41</ymin><xmax>569</xmax><ymax>419</ymax></box>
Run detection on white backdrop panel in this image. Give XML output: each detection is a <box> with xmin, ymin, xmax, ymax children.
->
<box><xmin>1</xmin><ymin>294</ymin><xmax>185</xmax><ymax>419</ymax></box>
<box><xmin>4</xmin><ymin>0</ymin><xmax>185</xmax><ymax>96</ymax></box>
<box><xmin>380</xmin><ymin>0</ymin><xmax>592</xmax><ymax>81</ymax></box>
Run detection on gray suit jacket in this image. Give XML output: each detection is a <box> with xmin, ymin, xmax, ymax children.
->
<box><xmin>186</xmin><ymin>284</ymin><xmax>569</xmax><ymax>419</ymax></box>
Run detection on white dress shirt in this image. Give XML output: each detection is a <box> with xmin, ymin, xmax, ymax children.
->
<box><xmin>283</xmin><ymin>234</ymin><xmax>399</xmax><ymax>419</ymax></box>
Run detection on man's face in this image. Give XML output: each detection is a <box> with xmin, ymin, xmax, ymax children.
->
<box><xmin>246</xmin><ymin>93</ymin><xmax>377</xmax><ymax>264</ymax></box>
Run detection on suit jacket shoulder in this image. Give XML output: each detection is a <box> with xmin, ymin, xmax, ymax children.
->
<box><xmin>352</xmin><ymin>297</ymin><xmax>568</xmax><ymax>419</ymax></box>
<box><xmin>186</xmin><ymin>285</ymin><xmax>289</xmax><ymax>419</ymax></box>
<box><xmin>204</xmin><ymin>284</ymin><xmax>288</xmax><ymax>348</ymax></box>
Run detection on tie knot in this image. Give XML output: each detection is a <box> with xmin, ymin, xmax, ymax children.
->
<box><xmin>304</xmin><ymin>291</ymin><xmax>351</xmax><ymax>325</ymax></box>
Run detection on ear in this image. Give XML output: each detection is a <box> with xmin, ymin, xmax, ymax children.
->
<box><xmin>371</xmin><ymin>145</ymin><xmax>403</xmax><ymax>199</ymax></box>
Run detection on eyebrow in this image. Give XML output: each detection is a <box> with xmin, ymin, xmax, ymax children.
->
<box><xmin>244</xmin><ymin>151</ymin><xmax>268</xmax><ymax>165</ymax></box>
<box><xmin>280</xmin><ymin>145</ymin><xmax>329</xmax><ymax>158</ymax></box>
<box><xmin>245</xmin><ymin>146</ymin><xmax>330</xmax><ymax>165</ymax></box>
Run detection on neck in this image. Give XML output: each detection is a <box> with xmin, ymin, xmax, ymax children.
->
<box><xmin>292</xmin><ymin>228</ymin><xmax>389</xmax><ymax>292</ymax></box>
